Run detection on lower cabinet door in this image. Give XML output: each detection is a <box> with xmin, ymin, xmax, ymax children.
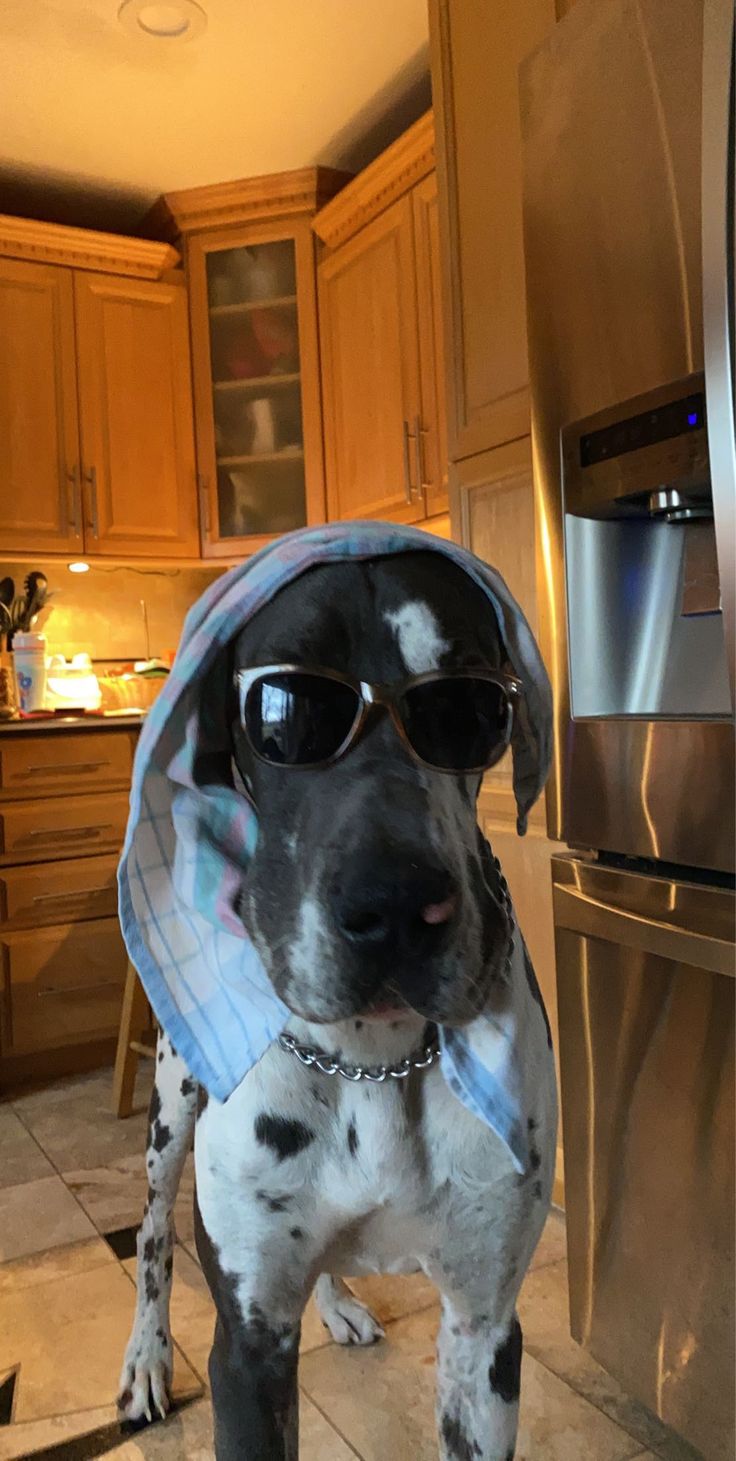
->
<box><xmin>1</xmin><ymin>917</ymin><xmax>128</xmax><ymax>1055</ymax></box>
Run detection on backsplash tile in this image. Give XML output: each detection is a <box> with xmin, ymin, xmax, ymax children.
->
<box><xmin>0</xmin><ymin>561</ymin><xmax>223</xmax><ymax>662</ymax></box>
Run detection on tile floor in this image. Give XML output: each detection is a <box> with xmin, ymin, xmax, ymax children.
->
<box><xmin>0</xmin><ymin>1066</ymin><xmax>703</xmax><ymax>1460</ymax></box>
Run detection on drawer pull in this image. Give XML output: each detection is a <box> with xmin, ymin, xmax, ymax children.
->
<box><xmin>37</xmin><ymin>980</ymin><xmax>122</xmax><ymax>998</ymax></box>
<box><xmin>23</xmin><ymin>761</ymin><xmax>109</xmax><ymax>776</ymax></box>
<box><xmin>31</xmin><ymin>885</ymin><xmax>112</xmax><ymax>905</ymax></box>
<box><xmin>25</xmin><ymin>824</ymin><xmax>112</xmax><ymax>842</ymax></box>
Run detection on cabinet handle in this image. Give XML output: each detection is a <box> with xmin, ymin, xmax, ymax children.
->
<box><xmin>198</xmin><ymin>473</ymin><xmax>211</xmax><ymax>536</ymax></box>
<box><xmin>83</xmin><ymin>467</ymin><xmax>99</xmax><ymax>537</ymax></box>
<box><xmin>415</xmin><ymin>414</ymin><xmax>429</xmax><ymax>494</ymax></box>
<box><xmin>402</xmin><ymin>420</ymin><xmax>415</xmax><ymax>504</ymax></box>
<box><xmin>23</xmin><ymin>761</ymin><xmax>109</xmax><ymax>776</ymax></box>
<box><xmin>25</xmin><ymin>824</ymin><xmax>111</xmax><ymax>841</ymax></box>
<box><xmin>32</xmin><ymin>885</ymin><xmax>112</xmax><ymax>905</ymax></box>
<box><xmin>66</xmin><ymin>466</ymin><xmax>80</xmax><ymax>534</ymax></box>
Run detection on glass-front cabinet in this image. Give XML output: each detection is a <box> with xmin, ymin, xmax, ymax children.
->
<box><xmin>172</xmin><ymin>170</ymin><xmax>347</xmax><ymax>558</ymax></box>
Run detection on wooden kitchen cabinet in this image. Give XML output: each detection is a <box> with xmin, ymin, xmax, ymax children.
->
<box><xmin>0</xmin><ymin>724</ymin><xmax>138</xmax><ymax>1089</ymax></box>
<box><xmin>318</xmin><ymin>196</ymin><xmax>422</xmax><ymax>522</ymax></box>
<box><xmin>454</xmin><ymin>435</ymin><xmax>564</xmax><ymax>1203</ymax></box>
<box><xmin>0</xmin><ymin>257</ymin><xmax>82</xmax><ymax>554</ymax></box>
<box><xmin>74</xmin><ymin>273</ymin><xmax>199</xmax><ymax>558</ymax></box>
<box><xmin>0</xmin><ymin>214</ymin><xmax>192</xmax><ymax>560</ymax></box>
<box><xmin>314</xmin><ymin>113</ymin><xmax>449</xmax><ymax>526</ymax></box>
<box><xmin>429</xmin><ymin>0</ymin><xmax>556</xmax><ymax>462</ymax></box>
<box><xmin>152</xmin><ymin>168</ymin><xmax>348</xmax><ymax>559</ymax></box>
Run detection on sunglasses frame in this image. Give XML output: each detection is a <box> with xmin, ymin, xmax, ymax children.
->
<box><xmin>235</xmin><ymin>663</ymin><xmax>522</xmax><ymax>775</ymax></box>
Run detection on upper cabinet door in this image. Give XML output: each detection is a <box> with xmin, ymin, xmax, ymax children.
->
<box><xmin>188</xmin><ymin>219</ymin><xmax>326</xmax><ymax>558</ymax></box>
<box><xmin>429</xmin><ymin>0</ymin><xmax>555</xmax><ymax>461</ymax></box>
<box><xmin>0</xmin><ymin>258</ymin><xmax>82</xmax><ymax>553</ymax></box>
<box><xmin>412</xmin><ymin>173</ymin><xmax>449</xmax><ymax>518</ymax></box>
<box><xmin>74</xmin><ymin>273</ymin><xmax>199</xmax><ymax>558</ymax></box>
<box><xmin>319</xmin><ymin>196</ymin><xmax>424</xmax><ymax>523</ymax></box>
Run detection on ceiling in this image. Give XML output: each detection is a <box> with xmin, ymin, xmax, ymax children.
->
<box><xmin>0</xmin><ymin>0</ymin><xmax>431</xmax><ymax>233</ymax></box>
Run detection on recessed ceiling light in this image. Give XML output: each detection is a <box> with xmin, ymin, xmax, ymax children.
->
<box><xmin>118</xmin><ymin>0</ymin><xmax>207</xmax><ymax>42</ymax></box>
<box><xmin>67</xmin><ymin>561</ymin><xmax>90</xmax><ymax>574</ymax></box>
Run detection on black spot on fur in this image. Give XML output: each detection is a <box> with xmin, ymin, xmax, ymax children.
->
<box><xmin>255</xmin><ymin>1188</ymin><xmax>291</xmax><ymax>1213</ymax></box>
<box><xmin>312</xmin><ymin>1083</ymin><xmax>330</xmax><ymax>1107</ymax></box>
<box><xmin>143</xmin><ymin>1236</ymin><xmax>156</xmax><ymax>1262</ymax></box>
<box><xmin>157</xmin><ymin>1049</ymin><xmax>164</xmax><ymax>1063</ymax></box>
<box><xmin>489</xmin><ymin>1317</ymin><xmax>522</xmax><ymax>1404</ymax></box>
<box><xmin>254</xmin><ymin>1112</ymin><xmax>315</xmax><ymax>1161</ymax></box>
<box><xmin>354</xmin><ymin>1019</ymin><xmax>363</xmax><ymax>1030</ymax></box>
<box><xmin>164</xmin><ymin>1254</ymin><xmax>173</xmax><ymax>1280</ymax></box>
<box><xmin>533</xmin><ymin>1179</ymin><xmax>543</xmax><ymax>1200</ymax></box>
<box><xmin>147</xmin><ymin>1084</ymin><xmax>172</xmax><ymax>1152</ymax></box>
<box><xmin>529</xmin><ymin>1145</ymin><xmax>541</xmax><ymax>1172</ymax></box>
<box><xmin>347</xmin><ymin>1119</ymin><xmax>359</xmax><ymax>1156</ymax></box>
<box><xmin>152</xmin><ymin>1119</ymin><xmax>171</xmax><ymax>1152</ymax></box>
<box><xmin>196</xmin><ymin>1085</ymin><xmax>209</xmax><ymax>1119</ymax></box>
<box><xmin>441</xmin><ymin>1413</ymin><xmax>481</xmax><ymax>1459</ymax></box>
<box><xmin>180</xmin><ymin>1076</ymin><xmax>195</xmax><ymax>1097</ymax></box>
<box><xmin>144</xmin><ymin>1268</ymin><xmax>160</xmax><ymax>1303</ymax></box>
<box><xmin>528</xmin><ymin>1116</ymin><xmax>537</xmax><ymax>1132</ymax></box>
<box><xmin>290</xmin><ymin>1227</ymin><xmax>304</xmax><ymax>1240</ymax></box>
<box><xmin>155</xmin><ymin>1327</ymin><xmax>168</xmax><ymax>1348</ymax></box>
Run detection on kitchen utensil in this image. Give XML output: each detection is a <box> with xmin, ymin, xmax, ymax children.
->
<box><xmin>22</xmin><ymin>571</ymin><xmax>48</xmax><ymax>629</ymax></box>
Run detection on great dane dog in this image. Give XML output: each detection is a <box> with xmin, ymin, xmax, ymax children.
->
<box><xmin>118</xmin><ymin>551</ymin><xmax>556</xmax><ymax>1460</ymax></box>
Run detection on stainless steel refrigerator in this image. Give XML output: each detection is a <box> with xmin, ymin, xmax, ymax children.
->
<box><xmin>520</xmin><ymin>3</ymin><xmax>735</xmax><ymax>1457</ymax></box>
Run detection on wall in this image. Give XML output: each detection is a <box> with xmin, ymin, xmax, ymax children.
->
<box><xmin>0</xmin><ymin>560</ymin><xmax>222</xmax><ymax>664</ymax></box>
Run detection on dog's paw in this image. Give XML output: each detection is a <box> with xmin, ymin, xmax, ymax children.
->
<box><xmin>117</xmin><ymin>1336</ymin><xmax>172</xmax><ymax>1425</ymax></box>
<box><xmin>315</xmin><ymin>1276</ymin><xmax>385</xmax><ymax>1346</ymax></box>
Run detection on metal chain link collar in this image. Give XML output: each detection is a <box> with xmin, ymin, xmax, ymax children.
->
<box><xmin>277</xmin><ymin>1027</ymin><xmax>440</xmax><ymax>1083</ymax></box>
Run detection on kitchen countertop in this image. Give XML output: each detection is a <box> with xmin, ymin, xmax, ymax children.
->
<box><xmin>0</xmin><ymin>712</ymin><xmax>146</xmax><ymax>734</ymax></box>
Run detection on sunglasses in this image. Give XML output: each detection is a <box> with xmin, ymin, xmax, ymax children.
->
<box><xmin>235</xmin><ymin>664</ymin><xmax>521</xmax><ymax>775</ymax></box>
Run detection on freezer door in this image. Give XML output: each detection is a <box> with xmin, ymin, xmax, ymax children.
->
<box><xmin>553</xmin><ymin>855</ymin><xmax>735</xmax><ymax>1461</ymax></box>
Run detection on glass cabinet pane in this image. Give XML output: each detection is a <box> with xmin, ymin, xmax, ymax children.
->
<box><xmin>206</xmin><ymin>238</ymin><xmax>307</xmax><ymax>539</ymax></box>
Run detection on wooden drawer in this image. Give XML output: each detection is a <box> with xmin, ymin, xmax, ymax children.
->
<box><xmin>1</xmin><ymin>917</ymin><xmax>128</xmax><ymax>1056</ymax></box>
<box><xmin>0</xmin><ymin>791</ymin><xmax>130</xmax><ymax>865</ymax></box>
<box><xmin>0</xmin><ymin>731</ymin><xmax>134</xmax><ymax>801</ymax></box>
<box><xmin>0</xmin><ymin>854</ymin><xmax>119</xmax><ymax>929</ymax></box>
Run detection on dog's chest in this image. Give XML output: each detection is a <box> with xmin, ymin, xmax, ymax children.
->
<box><xmin>196</xmin><ymin>1050</ymin><xmax>514</xmax><ymax>1277</ymax></box>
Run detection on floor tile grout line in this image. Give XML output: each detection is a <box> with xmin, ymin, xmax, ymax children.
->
<box><xmin>299</xmin><ymin>1387</ymin><xmax>365</xmax><ymax>1459</ymax></box>
<box><xmin>527</xmin><ymin>1349</ymin><xmax>671</xmax><ymax>1461</ymax></box>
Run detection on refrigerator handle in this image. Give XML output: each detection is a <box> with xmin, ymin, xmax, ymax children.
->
<box><xmin>702</xmin><ymin>0</ymin><xmax>736</xmax><ymax>708</ymax></box>
<box><xmin>552</xmin><ymin>882</ymin><xmax>735</xmax><ymax>977</ymax></box>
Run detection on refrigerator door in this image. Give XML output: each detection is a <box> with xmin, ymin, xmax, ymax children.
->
<box><xmin>520</xmin><ymin>0</ymin><xmax>735</xmax><ymax>873</ymax></box>
<box><xmin>702</xmin><ymin>0</ymin><xmax>736</xmax><ymax>706</ymax></box>
<box><xmin>553</xmin><ymin>854</ymin><xmax>735</xmax><ymax>1461</ymax></box>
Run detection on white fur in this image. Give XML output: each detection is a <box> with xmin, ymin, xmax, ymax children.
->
<box><xmin>385</xmin><ymin>601</ymin><xmax>450</xmax><ymax>674</ymax></box>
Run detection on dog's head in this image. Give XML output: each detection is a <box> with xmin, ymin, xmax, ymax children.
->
<box><xmin>229</xmin><ymin>551</ymin><xmax>519</xmax><ymax>1028</ymax></box>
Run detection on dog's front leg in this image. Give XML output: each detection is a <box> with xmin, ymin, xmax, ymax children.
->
<box><xmin>118</xmin><ymin>1031</ymin><xmax>196</xmax><ymax>1423</ymax></box>
<box><xmin>436</xmin><ymin>1299</ymin><xmax>522</xmax><ymax>1461</ymax></box>
<box><xmin>195</xmin><ymin>1199</ymin><xmax>302</xmax><ymax>1461</ymax></box>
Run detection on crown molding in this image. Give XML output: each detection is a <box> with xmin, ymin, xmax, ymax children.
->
<box><xmin>313</xmin><ymin>111</ymin><xmax>435</xmax><ymax>250</ymax></box>
<box><xmin>147</xmin><ymin>166</ymin><xmax>352</xmax><ymax>241</ymax></box>
<box><xmin>0</xmin><ymin>214</ymin><xmax>180</xmax><ymax>278</ymax></box>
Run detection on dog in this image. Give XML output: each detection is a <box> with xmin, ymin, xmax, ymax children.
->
<box><xmin>118</xmin><ymin>549</ymin><xmax>556</xmax><ymax>1460</ymax></box>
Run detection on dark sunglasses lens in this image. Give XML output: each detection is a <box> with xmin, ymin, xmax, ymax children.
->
<box><xmin>244</xmin><ymin>673</ymin><xmax>360</xmax><ymax>766</ymax></box>
<box><xmin>399</xmin><ymin>677</ymin><xmax>511</xmax><ymax>771</ymax></box>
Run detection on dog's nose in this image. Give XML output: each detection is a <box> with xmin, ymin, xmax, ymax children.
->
<box><xmin>329</xmin><ymin>857</ymin><xmax>457</xmax><ymax>952</ymax></box>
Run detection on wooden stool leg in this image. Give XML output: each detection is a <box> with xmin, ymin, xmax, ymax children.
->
<box><xmin>113</xmin><ymin>961</ymin><xmax>150</xmax><ymax>1118</ymax></box>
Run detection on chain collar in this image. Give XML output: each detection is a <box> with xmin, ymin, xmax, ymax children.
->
<box><xmin>277</xmin><ymin>1027</ymin><xmax>440</xmax><ymax>1083</ymax></box>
